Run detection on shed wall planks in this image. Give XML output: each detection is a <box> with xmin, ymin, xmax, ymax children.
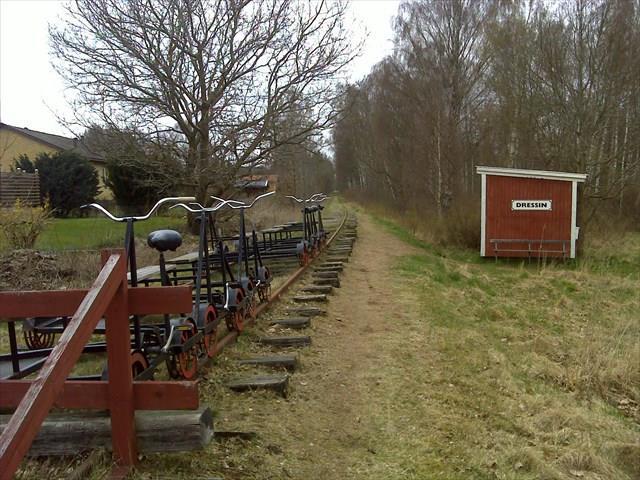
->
<box><xmin>485</xmin><ymin>176</ymin><xmax>573</xmax><ymax>258</ymax></box>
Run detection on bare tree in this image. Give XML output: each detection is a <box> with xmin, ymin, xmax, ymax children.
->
<box><xmin>394</xmin><ymin>0</ymin><xmax>496</xmax><ymax>215</ymax></box>
<box><xmin>335</xmin><ymin>0</ymin><xmax>640</xmax><ymax>226</ymax></box>
<box><xmin>50</xmin><ymin>0</ymin><xmax>356</xmax><ymax>203</ymax></box>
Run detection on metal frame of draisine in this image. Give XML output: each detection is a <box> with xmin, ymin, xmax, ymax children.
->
<box><xmin>1</xmin><ymin>193</ymin><xmax>336</xmax><ymax>384</ymax></box>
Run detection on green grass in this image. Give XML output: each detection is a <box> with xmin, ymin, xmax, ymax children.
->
<box><xmin>34</xmin><ymin>216</ymin><xmax>186</xmax><ymax>251</ymax></box>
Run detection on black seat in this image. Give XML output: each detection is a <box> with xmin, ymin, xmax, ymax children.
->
<box><xmin>147</xmin><ymin>229</ymin><xmax>182</xmax><ymax>252</ymax></box>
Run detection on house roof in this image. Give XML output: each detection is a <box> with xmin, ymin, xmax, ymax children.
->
<box><xmin>0</xmin><ymin>122</ymin><xmax>105</xmax><ymax>163</ymax></box>
<box><xmin>235</xmin><ymin>174</ymin><xmax>278</xmax><ymax>190</ymax></box>
<box><xmin>239</xmin><ymin>179</ymin><xmax>269</xmax><ymax>189</ymax></box>
<box><xmin>476</xmin><ymin>166</ymin><xmax>587</xmax><ymax>183</ymax></box>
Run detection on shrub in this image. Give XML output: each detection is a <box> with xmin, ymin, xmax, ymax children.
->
<box><xmin>0</xmin><ymin>200</ymin><xmax>52</xmax><ymax>249</ymax></box>
<box><xmin>12</xmin><ymin>154</ymin><xmax>36</xmax><ymax>173</ymax></box>
<box><xmin>105</xmin><ymin>151</ymin><xmax>181</xmax><ymax>211</ymax></box>
<box><xmin>33</xmin><ymin>151</ymin><xmax>100</xmax><ymax>217</ymax></box>
<box><xmin>436</xmin><ymin>201</ymin><xmax>481</xmax><ymax>250</ymax></box>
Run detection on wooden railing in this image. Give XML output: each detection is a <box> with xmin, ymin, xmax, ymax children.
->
<box><xmin>0</xmin><ymin>250</ymin><xmax>197</xmax><ymax>480</ymax></box>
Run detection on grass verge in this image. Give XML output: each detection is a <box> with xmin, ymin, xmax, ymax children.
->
<box><xmin>372</xmin><ymin>213</ymin><xmax>639</xmax><ymax>479</ymax></box>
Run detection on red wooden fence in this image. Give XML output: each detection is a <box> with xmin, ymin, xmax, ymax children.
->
<box><xmin>0</xmin><ymin>249</ymin><xmax>197</xmax><ymax>480</ymax></box>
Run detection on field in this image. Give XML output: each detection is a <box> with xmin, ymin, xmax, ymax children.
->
<box><xmin>6</xmin><ymin>203</ymin><xmax>640</xmax><ymax>479</ymax></box>
<box><xmin>0</xmin><ymin>216</ymin><xmax>187</xmax><ymax>253</ymax></box>
<box><xmin>35</xmin><ymin>216</ymin><xmax>187</xmax><ymax>251</ymax></box>
<box><xmin>366</xmin><ymin>214</ymin><xmax>639</xmax><ymax>479</ymax></box>
<box><xmin>0</xmin><ymin>198</ymin><xmax>300</xmax><ymax>253</ymax></box>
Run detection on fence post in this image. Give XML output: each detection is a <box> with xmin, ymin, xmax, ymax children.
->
<box><xmin>103</xmin><ymin>250</ymin><xmax>137</xmax><ymax>467</ymax></box>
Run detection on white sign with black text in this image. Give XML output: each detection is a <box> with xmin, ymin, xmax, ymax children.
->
<box><xmin>511</xmin><ymin>200</ymin><xmax>552</xmax><ymax>211</ymax></box>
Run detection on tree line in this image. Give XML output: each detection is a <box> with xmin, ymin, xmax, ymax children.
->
<box><xmin>334</xmin><ymin>0</ymin><xmax>640</xmax><ymax>225</ymax></box>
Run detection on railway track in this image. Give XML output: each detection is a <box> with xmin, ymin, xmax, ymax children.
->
<box><xmin>220</xmin><ymin>210</ymin><xmax>357</xmax><ymax>396</ymax></box>
<box><xmin>210</xmin><ymin>209</ymin><xmax>352</xmax><ymax>361</ymax></box>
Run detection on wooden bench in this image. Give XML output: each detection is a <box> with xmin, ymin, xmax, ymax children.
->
<box><xmin>127</xmin><ymin>264</ymin><xmax>177</xmax><ymax>284</ymax></box>
<box><xmin>490</xmin><ymin>239</ymin><xmax>569</xmax><ymax>259</ymax></box>
<box><xmin>165</xmin><ymin>252</ymin><xmax>200</xmax><ymax>265</ymax></box>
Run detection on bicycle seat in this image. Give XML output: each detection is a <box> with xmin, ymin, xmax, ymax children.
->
<box><xmin>147</xmin><ymin>229</ymin><xmax>182</xmax><ymax>252</ymax></box>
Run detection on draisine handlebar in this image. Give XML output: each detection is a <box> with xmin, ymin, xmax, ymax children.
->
<box><xmin>82</xmin><ymin>197</ymin><xmax>196</xmax><ymax>222</ymax></box>
<box><xmin>169</xmin><ymin>201</ymin><xmax>229</xmax><ymax>214</ymax></box>
<box><xmin>210</xmin><ymin>191</ymin><xmax>275</xmax><ymax>209</ymax></box>
<box><xmin>285</xmin><ymin>193</ymin><xmax>328</xmax><ymax>204</ymax></box>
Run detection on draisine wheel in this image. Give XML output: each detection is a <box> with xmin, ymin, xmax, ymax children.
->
<box><xmin>167</xmin><ymin>320</ymin><xmax>198</xmax><ymax>380</ymax></box>
<box><xmin>247</xmin><ymin>293</ymin><xmax>257</xmax><ymax>319</ymax></box>
<box><xmin>166</xmin><ymin>352</ymin><xmax>180</xmax><ymax>379</ymax></box>
<box><xmin>23</xmin><ymin>329</ymin><xmax>56</xmax><ymax>350</ymax></box>
<box><xmin>299</xmin><ymin>249</ymin><xmax>310</xmax><ymax>266</ymax></box>
<box><xmin>224</xmin><ymin>290</ymin><xmax>246</xmax><ymax>333</ymax></box>
<box><xmin>233</xmin><ymin>306</ymin><xmax>246</xmax><ymax>332</ymax></box>
<box><xmin>101</xmin><ymin>350</ymin><xmax>149</xmax><ymax>380</ymax></box>
<box><xmin>245</xmin><ymin>280</ymin><xmax>257</xmax><ymax>318</ymax></box>
<box><xmin>130</xmin><ymin>350</ymin><xmax>149</xmax><ymax>378</ymax></box>
<box><xmin>258</xmin><ymin>284</ymin><xmax>271</xmax><ymax>303</ymax></box>
<box><xmin>201</xmin><ymin>306</ymin><xmax>218</xmax><ymax>358</ymax></box>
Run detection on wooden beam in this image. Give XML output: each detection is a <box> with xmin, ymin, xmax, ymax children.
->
<box><xmin>312</xmin><ymin>271</ymin><xmax>339</xmax><ymax>279</ymax></box>
<box><xmin>0</xmin><ymin>380</ymin><xmax>199</xmax><ymax>410</ymax></box>
<box><xmin>227</xmin><ymin>375</ymin><xmax>289</xmax><ymax>397</ymax></box>
<box><xmin>293</xmin><ymin>294</ymin><xmax>327</xmax><ymax>303</ymax></box>
<box><xmin>104</xmin><ymin>281</ymin><xmax>136</xmax><ymax>466</ymax></box>
<box><xmin>269</xmin><ymin>317</ymin><xmax>311</xmax><ymax>329</ymax></box>
<box><xmin>258</xmin><ymin>336</ymin><xmax>312</xmax><ymax>348</ymax></box>
<box><xmin>0</xmin><ymin>290</ymin><xmax>86</xmax><ymax>318</ymax></box>
<box><xmin>0</xmin><ymin>409</ymin><xmax>213</xmax><ymax>456</ymax></box>
<box><xmin>0</xmin><ymin>285</ymin><xmax>193</xmax><ymax>319</ymax></box>
<box><xmin>289</xmin><ymin>306</ymin><xmax>326</xmax><ymax>317</ymax></box>
<box><xmin>313</xmin><ymin>277</ymin><xmax>340</xmax><ymax>288</ymax></box>
<box><xmin>128</xmin><ymin>286</ymin><xmax>193</xmax><ymax>315</ymax></box>
<box><xmin>301</xmin><ymin>285</ymin><xmax>333</xmax><ymax>294</ymax></box>
<box><xmin>314</xmin><ymin>265</ymin><xmax>343</xmax><ymax>272</ymax></box>
<box><xmin>238</xmin><ymin>355</ymin><xmax>298</xmax><ymax>371</ymax></box>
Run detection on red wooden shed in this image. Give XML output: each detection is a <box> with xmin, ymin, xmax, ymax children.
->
<box><xmin>476</xmin><ymin>166</ymin><xmax>587</xmax><ymax>259</ymax></box>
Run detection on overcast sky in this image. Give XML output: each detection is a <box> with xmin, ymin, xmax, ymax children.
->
<box><xmin>0</xmin><ymin>0</ymin><xmax>400</xmax><ymax>137</ymax></box>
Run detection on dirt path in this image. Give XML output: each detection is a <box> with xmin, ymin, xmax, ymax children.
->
<box><xmin>211</xmin><ymin>212</ymin><xmax>423</xmax><ymax>479</ymax></box>
<box><xmin>282</xmin><ymin>213</ymin><xmax>414</xmax><ymax>476</ymax></box>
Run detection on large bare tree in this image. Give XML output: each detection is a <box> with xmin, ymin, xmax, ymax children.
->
<box><xmin>51</xmin><ymin>0</ymin><xmax>355</xmax><ymax>203</ymax></box>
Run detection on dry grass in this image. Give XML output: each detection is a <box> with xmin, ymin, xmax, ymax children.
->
<box><xmin>350</xmin><ymin>197</ymin><xmax>481</xmax><ymax>250</ymax></box>
<box><xmin>377</xmin><ymin>215</ymin><xmax>640</xmax><ymax>480</ymax></box>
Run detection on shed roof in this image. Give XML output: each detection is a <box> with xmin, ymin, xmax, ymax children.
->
<box><xmin>0</xmin><ymin>122</ymin><xmax>105</xmax><ymax>163</ymax></box>
<box><xmin>236</xmin><ymin>178</ymin><xmax>269</xmax><ymax>189</ymax></box>
<box><xmin>235</xmin><ymin>174</ymin><xmax>278</xmax><ymax>190</ymax></box>
<box><xmin>476</xmin><ymin>166</ymin><xmax>587</xmax><ymax>183</ymax></box>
